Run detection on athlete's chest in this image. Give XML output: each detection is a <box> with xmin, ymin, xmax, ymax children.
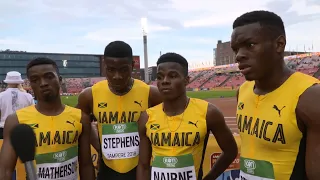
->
<box><xmin>94</xmin><ymin>97</ymin><xmax>146</xmax><ymax>124</ymax></box>
<box><xmin>147</xmin><ymin>116</ymin><xmax>207</xmax><ymax>147</ymax></box>
<box><xmin>237</xmin><ymin>94</ymin><xmax>301</xmax><ymax>147</ymax></box>
<box><xmin>27</xmin><ymin>117</ymin><xmax>81</xmax><ymax>148</ymax></box>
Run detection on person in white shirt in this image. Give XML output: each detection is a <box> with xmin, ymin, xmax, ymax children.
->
<box><xmin>0</xmin><ymin>71</ymin><xmax>34</xmax><ymax>139</ymax></box>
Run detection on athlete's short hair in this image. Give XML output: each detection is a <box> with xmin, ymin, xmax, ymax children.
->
<box><xmin>104</xmin><ymin>41</ymin><xmax>133</xmax><ymax>61</ymax></box>
<box><xmin>157</xmin><ymin>52</ymin><xmax>188</xmax><ymax>76</ymax></box>
<box><xmin>26</xmin><ymin>57</ymin><xmax>59</xmax><ymax>76</ymax></box>
<box><xmin>233</xmin><ymin>10</ymin><xmax>285</xmax><ymax>39</ymax></box>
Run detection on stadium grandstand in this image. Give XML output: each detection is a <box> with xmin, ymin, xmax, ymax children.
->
<box><xmin>0</xmin><ymin>51</ymin><xmax>319</xmax><ymax>94</ymax></box>
<box><xmin>150</xmin><ymin>52</ymin><xmax>320</xmax><ymax>91</ymax></box>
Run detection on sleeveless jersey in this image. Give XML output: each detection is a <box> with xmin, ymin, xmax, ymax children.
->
<box><xmin>92</xmin><ymin>79</ymin><xmax>150</xmax><ymax>173</ymax></box>
<box><xmin>16</xmin><ymin>105</ymin><xmax>82</xmax><ymax>180</ymax></box>
<box><xmin>237</xmin><ymin>72</ymin><xmax>319</xmax><ymax>180</ymax></box>
<box><xmin>146</xmin><ymin>98</ymin><xmax>209</xmax><ymax>180</ymax></box>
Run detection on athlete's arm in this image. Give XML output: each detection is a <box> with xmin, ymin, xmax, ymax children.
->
<box><xmin>137</xmin><ymin>111</ymin><xmax>152</xmax><ymax>180</ymax></box>
<box><xmin>78</xmin><ymin>112</ymin><xmax>96</xmax><ymax>180</ymax></box>
<box><xmin>296</xmin><ymin>84</ymin><xmax>320</xmax><ymax>179</ymax></box>
<box><xmin>0</xmin><ymin>114</ymin><xmax>19</xmax><ymax>180</ymax></box>
<box><xmin>148</xmin><ymin>85</ymin><xmax>162</xmax><ymax>108</ymax></box>
<box><xmin>203</xmin><ymin>103</ymin><xmax>238</xmax><ymax>180</ymax></box>
<box><xmin>76</xmin><ymin>87</ymin><xmax>100</xmax><ymax>153</ymax></box>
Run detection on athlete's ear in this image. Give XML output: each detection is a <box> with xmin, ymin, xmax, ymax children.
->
<box><xmin>185</xmin><ymin>75</ymin><xmax>190</xmax><ymax>85</ymax></box>
<box><xmin>275</xmin><ymin>35</ymin><xmax>286</xmax><ymax>53</ymax></box>
<box><xmin>58</xmin><ymin>76</ymin><xmax>62</xmax><ymax>84</ymax></box>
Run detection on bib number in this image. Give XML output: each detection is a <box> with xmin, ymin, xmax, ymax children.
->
<box><xmin>101</xmin><ymin>122</ymin><xmax>140</xmax><ymax>160</ymax></box>
<box><xmin>36</xmin><ymin>146</ymin><xmax>78</xmax><ymax>180</ymax></box>
<box><xmin>151</xmin><ymin>154</ymin><xmax>196</xmax><ymax>180</ymax></box>
<box><xmin>239</xmin><ymin>157</ymin><xmax>275</xmax><ymax>180</ymax></box>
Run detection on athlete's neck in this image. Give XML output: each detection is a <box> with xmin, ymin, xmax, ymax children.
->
<box><xmin>109</xmin><ymin>78</ymin><xmax>134</xmax><ymax>96</ymax></box>
<box><xmin>163</xmin><ymin>94</ymin><xmax>189</xmax><ymax>116</ymax></box>
<box><xmin>254</xmin><ymin>62</ymin><xmax>294</xmax><ymax>95</ymax></box>
<box><xmin>36</xmin><ymin>97</ymin><xmax>65</xmax><ymax>116</ymax></box>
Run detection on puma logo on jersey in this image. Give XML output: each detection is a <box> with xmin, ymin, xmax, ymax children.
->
<box><xmin>134</xmin><ymin>100</ymin><xmax>142</xmax><ymax>107</ymax></box>
<box><xmin>188</xmin><ymin>121</ymin><xmax>198</xmax><ymax>128</ymax></box>
<box><xmin>273</xmin><ymin>105</ymin><xmax>286</xmax><ymax>117</ymax></box>
<box><xmin>66</xmin><ymin>120</ymin><xmax>75</xmax><ymax>127</ymax></box>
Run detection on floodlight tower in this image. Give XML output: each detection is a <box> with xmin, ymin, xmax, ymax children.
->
<box><xmin>141</xmin><ymin>17</ymin><xmax>149</xmax><ymax>82</ymax></box>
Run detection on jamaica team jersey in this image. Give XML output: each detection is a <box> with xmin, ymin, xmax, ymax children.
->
<box><xmin>92</xmin><ymin>79</ymin><xmax>150</xmax><ymax>173</ymax></box>
<box><xmin>16</xmin><ymin>105</ymin><xmax>82</xmax><ymax>180</ymax></box>
<box><xmin>146</xmin><ymin>98</ymin><xmax>209</xmax><ymax>180</ymax></box>
<box><xmin>237</xmin><ymin>72</ymin><xmax>319</xmax><ymax>180</ymax></box>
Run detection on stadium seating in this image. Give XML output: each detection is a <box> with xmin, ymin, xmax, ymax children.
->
<box><xmin>7</xmin><ymin>53</ymin><xmax>319</xmax><ymax>94</ymax></box>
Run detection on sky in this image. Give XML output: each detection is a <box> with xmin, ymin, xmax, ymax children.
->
<box><xmin>0</xmin><ymin>0</ymin><xmax>319</xmax><ymax>67</ymax></box>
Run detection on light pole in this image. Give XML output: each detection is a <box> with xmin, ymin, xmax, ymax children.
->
<box><xmin>141</xmin><ymin>17</ymin><xmax>149</xmax><ymax>82</ymax></box>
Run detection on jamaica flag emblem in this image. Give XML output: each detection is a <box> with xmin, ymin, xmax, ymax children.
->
<box><xmin>28</xmin><ymin>123</ymin><xmax>39</xmax><ymax>129</ymax></box>
<box><xmin>98</xmin><ymin>102</ymin><xmax>107</xmax><ymax>108</ymax></box>
<box><xmin>238</xmin><ymin>102</ymin><xmax>244</xmax><ymax>110</ymax></box>
<box><xmin>150</xmin><ymin>124</ymin><xmax>160</xmax><ymax>130</ymax></box>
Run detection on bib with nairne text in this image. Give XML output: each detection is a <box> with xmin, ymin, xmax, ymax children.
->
<box><xmin>151</xmin><ymin>154</ymin><xmax>197</xmax><ymax>180</ymax></box>
<box><xmin>239</xmin><ymin>156</ymin><xmax>275</xmax><ymax>180</ymax></box>
<box><xmin>101</xmin><ymin>122</ymin><xmax>140</xmax><ymax>159</ymax></box>
<box><xmin>36</xmin><ymin>146</ymin><xmax>78</xmax><ymax>180</ymax></box>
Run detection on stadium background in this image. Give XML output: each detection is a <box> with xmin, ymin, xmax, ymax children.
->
<box><xmin>0</xmin><ymin>48</ymin><xmax>320</xmax><ymax>179</ymax></box>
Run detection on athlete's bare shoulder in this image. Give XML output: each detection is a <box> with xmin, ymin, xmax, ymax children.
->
<box><xmin>296</xmin><ymin>83</ymin><xmax>320</xmax><ymax>179</ymax></box>
<box><xmin>148</xmin><ymin>85</ymin><xmax>162</xmax><ymax>108</ymax></box>
<box><xmin>296</xmin><ymin>84</ymin><xmax>320</xmax><ymax>125</ymax></box>
<box><xmin>76</xmin><ymin>87</ymin><xmax>93</xmax><ymax>114</ymax></box>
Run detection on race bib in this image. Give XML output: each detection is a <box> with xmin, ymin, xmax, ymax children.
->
<box><xmin>239</xmin><ymin>157</ymin><xmax>275</xmax><ymax>180</ymax></box>
<box><xmin>36</xmin><ymin>146</ymin><xmax>78</xmax><ymax>180</ymax></box>
<box><xmin>101</xmin><ymin>122</ymin><xmax>140</xmax><ymax>159</ymax></box>
<box><xmin>151</xmin><ymin>154</ymin><xmax>196</xmax><ymax>180</ymax></box>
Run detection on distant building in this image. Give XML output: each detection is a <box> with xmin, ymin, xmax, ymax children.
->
<box><xmin>0</xmin><ymin>51</ymin><xmax>101</xmax><ymax>80</ymax></box>
<box><xmin>214</xmin><ymin>40</ymin><xmax>309</xmax><ymax>66</ymax></box>
<box><xmin>0</xmin><ymin>51</ymin><xmax>141</xmax><ymax>80</ymax></box>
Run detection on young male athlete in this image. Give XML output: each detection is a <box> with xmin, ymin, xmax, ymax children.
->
<box><xmin>0</xmin><ymin>58</ymin><xmax>95</xmax><ymax>180</ymax></box>
<box><xmin>76</xmin><ymin>41</ymin><xmax>162</xmax><ymax>179</ymax></box>
<box><xmin>137</xmin><ymin>53</ymin><xmax>238</xmax><ymax>180</ymax></box>
<box><xmin>232</xmin><ymin>11</ymin><xmax>320</xmax><ymax>180</ymax></box>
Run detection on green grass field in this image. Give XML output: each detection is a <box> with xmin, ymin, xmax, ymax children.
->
<box><xmin>61</xmin><ymin>90</ymin><xmax>237</xmax><ymax>107</ymax></box>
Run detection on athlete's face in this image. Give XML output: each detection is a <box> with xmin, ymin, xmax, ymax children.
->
<box><xmin>27</xmin><ymin>64</ymin><xmax>61</xmax><ymax>102</ymax></box>
<box><xmin>231</xmin><ymin>22</ymin><xmax>286</xmax><ymax>81</ymax></box>
<box><xmin>104</xmin><ymin>57</ymin><xmax>133</xmax><ymax>91</ymax></box>
<box><xmin>157</xmin><ymin>62</ymin><xmax>189</xmax><ymax>100</ymax></box>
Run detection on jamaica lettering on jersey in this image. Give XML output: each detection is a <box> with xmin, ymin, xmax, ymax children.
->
<box><xmin>237</xmin><ymin>72</ymin><xmax>319</xmax><ymax>180</ymax></box>
<box><xmin>92</xmin><ymin>79</ymin><xmax>150</xmax><ymax>173</ymax></box>
<box><xmin>36</xmin><ymin>130</ymin><xmax>79</xmax><ymax>147</ymax></box>
<box><xmin>16</xmin><ymin>105</ymin><xmax>82</xmax><ymax>180</ymax></box>
<box><xmin>146</xmin><ymin>98</ymin><xmax>209</xmax><ymax>180</ymax></box>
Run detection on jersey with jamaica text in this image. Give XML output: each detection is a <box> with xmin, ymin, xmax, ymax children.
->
<box><xmin>92</xmin><ymin>79</ymin><xmax>150</xmax><ymax>173</ymax></box>
<box><xmin>146</xmin><ymin>98</ymin><xmax>209</xmax><ymax>180</ymax></box>
<box><xmin>16</xmin><ymin>105</ymin><xmax>82</xmax><ymax>180</ymax></box>
<box><xmin>237</xmin><ymin>72</ymin><xmax>319</xmax><ymax>180</ymax></box>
